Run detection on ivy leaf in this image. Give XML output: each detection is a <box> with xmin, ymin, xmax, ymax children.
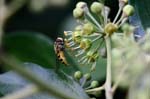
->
<box><xmin>129</xmin><ymin>0</ymin><xmax>150</xmax><ymax>30</ymax></box>
<box><xmin>129</xmin><ymin>0</ymin><xmax>148</xmax><ymax>36</ymax></box>
<box><xmin>0</xmin><ymin>63</ymin><xmax>89</xmax><ymax>99</ymax></box>
<box><xmin>3</xmin><ymin>32</ymin><xmax>78</xmax><ymax>74</ymax></box>
<box><xmin>3</xmin><ymin>32</ymin><xmax>55</xmax><ymax>68</ymax></box>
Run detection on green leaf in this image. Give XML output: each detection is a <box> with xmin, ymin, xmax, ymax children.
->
<box><xmin>3</xmin><ymin>32</ymin><xmax>78</xmax><ymax>74</ymax></box>
<box><xmin>67</xmin><ymin>39</ymin><xmax>106</xmax><ymax>81</ymax></box>
<box><xmin>130</xmin><ymin>0</ymin><xmax>150</xmax><ymax>30</ymax></box>
<box><xmin>3</xmin><ymin>32</ymin><xmax>55</xmax><ymax>68</ymax></box>
<box><xmin>0</xmin><ymin>63</ymin><xmax>89</xmax><ymax>99</ymax></box>
<box><xmin>129</xmin><ymin>0</ymin><xmax>150</xmax><ymax>37</ymax></box>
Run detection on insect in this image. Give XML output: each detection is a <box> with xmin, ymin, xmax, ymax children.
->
<box><xmin>54</xmin><ymin>37</ymin><xmax>69</xmax><ymax>66</ymax></box>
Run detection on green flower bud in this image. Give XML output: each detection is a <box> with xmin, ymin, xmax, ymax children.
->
<box><xmin>121</xmin><ymin>23</ymin><xmax>130</xmax><ymax>31</ymax></box>
<box><xmin>84</xmin><ymin>73</ymin><xmax>91</xmax><ymax>81</ymax></box>
<box><xmin>123</xmin><ymin>5</ymin><xmax>134</xmax><ymax>16</ymax></box>
<box><xmin>121</xmin><ymin>23</ymin><xmax>134</xmax><ymax>33</ymax></box>
<box><xmin>83</xmin><ymin>23</ymin><xmax>94</xmax><ymax>35</ymax></box>
<box><xmin>104</xmin><ymin>23</ymin><xmax>118</xmax><ymax>35</ymax></box>
<box><xmin>75</xmin><ymin>25</ymin><xmax>82</xmax><ymax>31</ymax></box>
<box><xmin>72</xmin><ymin>31</ymin><xmax>82</xmax><ymax>43</ymax></box>
<box><xmin>90</xmin><ymin>81</ymin><xmax>99</xmax><ymax>88</ymax></box>
<box><xmin>90</xmin><ymin>2</ymin><xmax>103</xmax><ymax>14</ymax></box>
<box><xmin>86</xmin><ymin>51</ymin><xmax>99</xmax><ymax>62</ymax></box>
<box><xmin>73</xmin><ymin>7</ymin><xmax>84</xmax><ymax>19</ymax></box>
<box><xmin>74</xmin><ymin>71</ymin><xmax>83</xmax><ymax>80</ymax></box>
<box><xmin>79</xmin><ymin>38</ymin><xmax>92</xmax><ymax>50</ymax></box>
<box><xmin>76</xmin><ymin>1</ymin><xmax>87</xmax><ymax>9</ymax></box>
<box><xmin>112</xmin><ymin>48</ymin><xmax>122</xmax><ymax>58</ymax></box>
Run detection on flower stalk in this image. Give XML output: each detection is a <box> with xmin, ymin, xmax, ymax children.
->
<box><xmin>105</xmin><ymin>36</ymin><xmax>112</xmax><ymax>99</ymax></box>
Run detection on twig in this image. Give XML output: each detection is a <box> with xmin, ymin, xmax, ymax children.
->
<box><xmin>0</xmin><ymin>85</ymin><xmax>39</xmax><ymax>99</ymax></box>
<box><xmin>105</xmin><ymin>36</ymin><xmax>113</xmax><ymax>99</ymax></box>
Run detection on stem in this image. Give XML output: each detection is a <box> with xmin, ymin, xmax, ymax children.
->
<box><xmin>85</xmin><ymin>85</ymin><xmax>105</xmax><ymax>93</ymax></box>
<box><xmin>1</xmin><ymin>85</ymin><xmax>39</xmax><ymax>99</ymax></box>
<box><xmin>105</xmin><ymin>36</ymin><xmax>112</xmax><ymax>99</ymax></box>
<box><xmin>113</xmin><ymin>7</ymin><xmax>122</xmax><ymax>24</ymax></box>
<box><xmin>116</xmin><ymin>15</ymin><xmax>124</xmax><ymax>25</ymax></box>
<box><xmin>0</xmin><ymin>54</ymin><xmax>84</xmax><ymax>99</ymax></box>
<box><xmin>98</xmin><ymin>14</ymin><xmax>104</xmax><ymax>26</ymax></box>
<box><xmin>92</xmin><ymin>35</ymin><xmax>103</xmax><ymax>42</ymax></box>
<box><xmin>103</xmin><ymin>6</ymin><xmax>109</xmax><ymax>26</ymax></box>
<box><xmin>118</xmin><ymin>17</ymin><xmax>128</xmax><ymax>28</ymax></box>
<box><xmin>86</xmin><ymin>11</ymin><xmax>104</xmax><ymax>32</ymax></box>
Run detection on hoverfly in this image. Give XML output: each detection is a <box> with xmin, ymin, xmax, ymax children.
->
<box><xmin>54</xmin><ymin>37</ymin><xmax>69</xmax><ymax>66</ymax></box>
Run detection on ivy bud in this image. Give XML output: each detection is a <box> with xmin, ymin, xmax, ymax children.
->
<box><xmin>121</xmin><ymin>23</ymin><xmax>130</xmax><ymax>31</ymax></box>
<box><xmin>75</xmin><ymin>25</ymin><xmax>82</xmax><ymax>31</ymax></box>
<box><xmin>121</xmin><ymin>23</ymin><xmax>134</xmax><ymax>33</ymax></box>
<box><xmin>76</xmin><ymin>1</ymin><xmax>87</xmax><ymax>9</ymax></box>
<box><xmin>73</xmin><ymin>7</ymin><xmax>84</xmax><ymax>19</ymax></box>
<box><xmin>83</xmin><ymin>23</ymin><xmax>94</xmax><ymax>35</ymax></box>
<box><xmin>112</xmin><ymin>48</ymin><xmax>122</xmax><ymax>58</ymax></box>
<box><xmin>79</xmin><ymin>38</ymin><xmax>92</xmax><ymax>50</ymax></box>
<box><xmin>86</xmin><ymin>51</ymin><xmax>99</xmax><ymax>62</ymax></box>
<box><xmin>123</xmin><ymin>5</ymin><xmax>134</xmax><ymax>17</ymax></box>
<box><xmin>72</xmin><ymin>31</ymin><xmax>82</xmax><ymax>43</ymax></box>
<box><xmin>90</xmin><ymin>2</ymin><xmax>103</xmax><ymax>14</ymax></box>
<box><xmin>84</xmin><ymin>73</ymin><xmax>91</xmax><ymax>81</ymax></box>
<box><xmin>104</xmin><ymin>23</ymin><xmax>118</xmax><ymax>35</ymax></box>
<box><xmin>90</xmin><ymin>81</ymin><xmax>99</xmax><ymax>88</ymax></box>
<box><xmin>74</xmin><ymin>71</ymin><xmax>83</xmax><ymax>80</ymax></box>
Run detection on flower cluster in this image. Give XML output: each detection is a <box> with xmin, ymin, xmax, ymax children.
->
<box><xmin>64</xmin><ymin>0</ymin><xmax>134</xmax><ymax>71</ymax></box>
<box><xmin>74</xmin><ymin>71</ymin><xmax>99</xmax><ymax>90</ymax></box>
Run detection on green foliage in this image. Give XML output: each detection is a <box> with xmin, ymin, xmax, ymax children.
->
<box><xmin>1</xmin><ymin>0</ymin><xmax>150</xmax><ymax>99</ymax></box>
<box><xmin>0</xmin><ymin>63</ymin><xmax>89</xmax><ymax>99</ymax></box>
<box><xmin>130</xmin><ymin>0</ymin><xmax>150</xmax><ymax>29</ymax></box>
<box><xmin>3</xmin><ymin>32</ymin><xmax>78</xmax><ymax>75</ymax></box>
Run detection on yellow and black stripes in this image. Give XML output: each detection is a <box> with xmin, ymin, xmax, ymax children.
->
<box><xmin>54</xmin><ymin>37</ymin><xmax>68</xmax><ymax>66</ymax></box>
